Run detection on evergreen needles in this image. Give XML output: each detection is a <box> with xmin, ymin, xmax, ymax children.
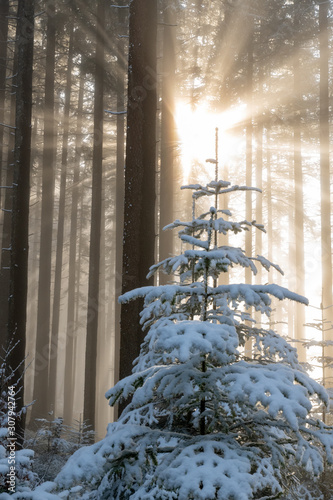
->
<box><xmin>55</xmin><ymin>180</ymin><xmax>333</xmax><ymax>500</ymax></box>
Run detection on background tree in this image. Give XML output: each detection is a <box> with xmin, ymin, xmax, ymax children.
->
<box><xmin>49</xmin><ymin>24</ymin><xmax>74</xmax><ymax>415</ymax></box>
<box><xmin>31</xmin><ymin>0</ymin><xmax>57</xmax><ymax>420</ymax></box>
<box><xmin>159</xmin><ymin>0</ymin><xmax>177</xmax><ymax>285</ymax></box>
<box><xmin>83</xmin><ymin>0</ymin><xmax>106</xmax><ymax>432</ymax></box>
<box><xmin>112</xmin><ymin>1</ymin><xmax>128</xmax><ymax>415</ymax></box>
<box><xmin>0</xmin><ymin>2</ymin><xmax>16</xmax><ymax>348</ymax></box>
<box><xmin>63</xmin><ymin>65</ymin><xmax>84</xmax><ymax>425</ymax></box>
<box><xmin>0</xmin><ymin>0</ymin><xmax>9</xmax><ymax>215</ymax></box>
<box><xmin>291</xmin><ymin>2</ymin><xmax>306</xmax><ymax>362</ymax></box>
<box><xmin>7</xmin><ymin>0</ymin><xmax>35</xmax><ymax>444</ymax></box>
<box><xmin>319</xmin><ymin>0</ymin><xmax>333</xmax><ymax>391</ymax></box>
<box><xmin>120</xmin><ymin>0</ymin><xmax>158</xmax><ymax>385</ymax></box>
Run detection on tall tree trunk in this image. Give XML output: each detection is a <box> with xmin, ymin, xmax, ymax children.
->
<box><xmin>7</xmin><ymin>0</ymin><xmax>34</xmax><ymax>445</ymax></box>
<box><xmin>266</xmin><ymin>127</ymin><xmax>273</xmax><ymax>293</ymax></box>
<box><xmin>159</xmin><ymin>0</ymin><xmax>176</xmax><ymax>285</ymax></box>
<box><xmin>49</xmin><ymin>26</ymin><xmax>74</xmax><ymax>415</ymax></box>
<box><xmin>319</xmin><ymin>0</ymin><xmax>333</xmax><ymax>390</ymax></box>
<box><xmin>288</xmin><ymin>143</ymin><xmax>295</xmax><ymax>341</ymax></box>
<box><xmin>96</xmin><ymin>176</ymin><xmax>107</xmax><ymax>436</ymax></box>
<box><xmin>0</xmin><ymin>0</ymin><xmax>9</xmax><ymax>210</ymax></box>
<box><xmin>25</xmin><ymin>119</ymin><xmax>41</xmax><ymax>410</ymax></box>
<box><xmin>244</xmin><ymin>21</ymin><xmax>253</xmax><ymax>359</ymax></box>
<box><xmin>120</xmin><ymin>0</ymin><xmax>157</xmax><ymax>391</ymax></box>
<box><xmin>0</xmin><ymin>32</ymin><xmax>17</xmax><ymax>347</ymax></box>
<box><xmin>255</xmin><ymin>87</ymin><xmax>263</xmax><ymax>328</ymax></box>
<box><xmin>255</xmin><ymin>21</ymin><xmax>263</xmax><ymax>301</ymax></box>
<box><xmin>63</xmin><ymin>69</ymin><xmax>84</xmax><ymax>424</ymax></box>
<box><xmin>32</xmin><ymin>1</ymin><xmax>56</xmax><ymax>420</ymax></box>
<box><xmin>113</xmin><ymin>2</ymin><xmax>127</xmax><ymax>419</ymax></box>
<box><xmin>293</xmin><ymin>38</ymin><xmax>305</xmax><ymax>362</ymax></box>
<box><xmin>245</xmin><ymin>28</ymin><xmax>253</xmax><ymax>284</ymax></box>
<box><xmin>71</xmin><ymin>183</ymin><xmax>85</xmax><ymax>419</ymax></box>
<box><xmin>83</xmin><ymin>0</ymin><xmax>105</xmax><ymax>432</ymax></box>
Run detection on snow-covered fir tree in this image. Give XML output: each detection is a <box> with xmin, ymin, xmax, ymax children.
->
<box><xmin>54</xmin><ymin>180</ymin><xmax>333</xmax><ymax>500</ymax></box>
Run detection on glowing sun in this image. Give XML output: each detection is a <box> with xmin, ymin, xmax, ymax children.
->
<box><xmin>175</xmin><ymin>101</ymin><xmax>246</xmax><ymax>182</ymax></box>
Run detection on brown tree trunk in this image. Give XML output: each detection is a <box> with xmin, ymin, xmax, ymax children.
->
<box><xmin>63</xmin><ymin>69</ymin><xmax>84</xmax><ymax>424</ymax></box>
<box><xmin>83</xmin><ymin>0</ymin><xmax>105</xmax><ymax>433</ymax></box>
<box><xmin>293</xmin><ymin>39</ymin><xmax>305</xmax><ymax>363</ymax></box>
<box><xmin>159</xmin><ymin>1</ymin><xmax>176</xmax><ymax>285</ymax></box>
<box><xmin>49</xmin><ymin>26</ymin><xmax>74</xmax><ymax>415</ymax></box>
<box><xmin>0</xmin><ymin>0</ymin><xmax>9</xmax><ymax>210</ymax></box>
<box><xmin>113</xmin><ymin>3</ymin><xmax>127</xmax><ymax>419</ymax></box>
<box><xmin>31</xmin><ymin>0</ymin><xmax>56</xmax><ymax>420</ymax></box>
<box><xmin>255</xmin><ymin>88</ymin><xmax>263</xmax><ymax>328</ymax></box>
<box><xmin>119</xmin><ymin>0</ymin><xmax>157</xmax><ymax>394</ymax></box>
<box><xmin>0</xmin><ymin>27</ymin><xmax>17</xmax><ymax>347</ymax></box>
<box><xmin>7</xmin><ymin>0</ymin><xmax>35</xmax><ymax>445</ymax></box>
<box><xmin>244</xmin><ymin>21</ymin><xmax>253</xmax><ymax>359</ymax></box>
<box><xmin>245</xmin><ymin>26</ymin><xmax>253</xmax><ymax>285</ymax></box>
<box><xmin>319</xmin><ymin>1</ymin><xmax>333</xmax><ymax>390</ymax></box>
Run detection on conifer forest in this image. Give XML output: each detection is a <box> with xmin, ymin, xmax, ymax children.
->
<box><xmin>1</xmin><ymin>0</ymin><xmax>333</xmax><ymax>498</ymax></box>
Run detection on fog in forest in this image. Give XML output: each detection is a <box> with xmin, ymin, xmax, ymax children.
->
<box><xmin>1</xmin><ymin>0</ymin><xmax>332</xmax><ymax>446</ymax></box>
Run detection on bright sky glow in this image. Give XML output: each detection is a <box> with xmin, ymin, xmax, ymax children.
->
<box><xmin>175</xmin><ymin>101</ymin><xmax>246</xmax><ymax>182</ymax></box>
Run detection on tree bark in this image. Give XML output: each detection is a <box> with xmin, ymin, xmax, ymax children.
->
<box><xmin>245</xmin><ymin>25</ymin><xmax>253</xmax><ymax>285</ymax></box>
<box><xmin>293</xmin><ymin>27</ymin><xmax>306</xmax><ymax>362</ymax></box>
<box><xmin>49</xmin><ymin>26</ymin><xmax>74</xmax><ymax>415</ymax></box>
<box><xmin>255</xmin><ymin>82</ymin><xmax>263</xmax><ymax>327</ymax></box>
<box><xmin>159</xmin><ymin>0</ymin><xmax>176</xmax><ymax>285</ymax></box>
<box><xmin>7</xmin><ymin>0</ymin><xmax>35</xmax><ymax>445</ymax></box>
<box><xmin>120</xmin><ymin>0</ymin><xmax>157</xmax><ymax>390</ymax></box>
<box><xmin>113</xmin><ymin>2</ymin><xmax>127</xmax><ymax>419</ymax></box>
<box><xmin>63</xmin><ymin>68</ymin><xmax>84</xmax><ymax>425</ymax></box>
<box><xmin>83</xmin><ymin>0</ymin><xmax>105</xmax><ymax>433</ymax></box>
<box><xmin>0</xmin><ymin>7</ymin><xmax>15</xmax><ymax>348</ymax></box>
<box><xmin>319</xmin><ymin>0</ymin><xmax>333</xmax><ymax>389</ymax></box>
<box><xmin>244</xmin><ymin>19</ymin><xmax>253</xmax><ymax>359</ymax></box>
<box><xmin>0</xmin><ymin>0</ymin><xmax>9</xmax><ymax>211</ymax></box>
<box><xmin>32</xmin><ymin>0</ymin><xmax>56</xmax><ymax>420</ymax></box>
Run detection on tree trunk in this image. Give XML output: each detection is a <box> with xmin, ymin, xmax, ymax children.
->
<box><xmin>25</xmin><ymin>118</ymin><xmax>41</xmax><ymax>413</ymax></box>
<box><xmin>31</xmin><ymin>0</ymin><xmax>56</xmax><ymax>420</ymax></box>
<box><xmin>159</xmin><ymin>0</ymin><xmax>176</xmax><ymax>285</ymax></box>
<box><xmin>120</xmin><ymin>0</ymin><xmax>157</xmax><ymax>391</ymax></box>
<box><xmin>49</xmin><ymin>26</ymin><xmax>74</xmax><ymax>415</ymax></box>
<box><xmin>245</xmin><ymin>26</ymin><xmax>253</xmax><ymax>286</ymax></box>
<box><xmin>96</xmin><ymin>188</ymin><xmax>106</xmax><ymax>436</ymax></box>
<box><xmin>255</xmin><ymin>87</ymin><xmax>263</xmax><ymax>328</ymax></box>
<box><xmin>83</xmin><ymin>0</ymin><xmax>105</xmax><ymax>433</ymax></box>
<box><xmin>0</xmin><ymin>17</ymin><xmax>15</xmax><ymax>348</ymax></box>
<box><xmin>7</xmin><ymin>0</ymin><xmax>34</xmax><ymax>445</ymax></box>
<box><xmin>293</xmin><ymin>37</ymin><xmax>305</xmax><ymax>363</ymax></box>
<box><xmin>63</xmin><ymin>69</ymin><xmax>84</xmax><ymax>425</ymax></box>
<box><xmin>71</xmin><ymin>182</ymin><xmax>85</xmax><ymax>420</ymax></box>
<box><xmin>255</xmin><ymin>20</ymin><xmax>263</xmax><ymax>300</ymax></box>
<box><xmin>113</xmin><ymin>2</ymin><xmax>127</xmax><ymax>419</ymax></box>
<box><xmin>244</xmin><ymin>20</ymin><xmax>253</xmax><ymax>359</ymax></box>
<box><xmin>0</xmin><ymin>0</ymin><xmax>9</xmax><ymax>211</ymax></box>
<box><xmin>319</xmin><ymin>1</ymin><xmax>333</xmax><ymax>390</ymax></box>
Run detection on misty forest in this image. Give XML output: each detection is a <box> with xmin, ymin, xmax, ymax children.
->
<box><xmin>1</xmin><ymin>0</ymin><xmax>333</xmax><ymax>498</ymax></box>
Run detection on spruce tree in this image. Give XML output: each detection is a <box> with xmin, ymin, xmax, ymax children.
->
<box><xmin>55</xmin><ymin>179</ymin><xmax>333</xmax><ymax>499</ymax></box>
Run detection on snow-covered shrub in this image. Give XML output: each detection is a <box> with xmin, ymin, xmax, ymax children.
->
<box><xmin>0</xmin><ymin>343</ymin><xmax>37</xmax><ymax>494</ymax></box>
<box><xmin>24</xmin><ymin>416</ymin><xmax>95</xmax><ymax>484</ymax></box>
<box><xmin>54</xmin><ymin>180</ymin><xmax>333</xmax><ymax>499</ymax></box>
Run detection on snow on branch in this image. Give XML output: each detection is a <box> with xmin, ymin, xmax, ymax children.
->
<box><xmin>181</xmin><ymin>181</ymin><xmax>262</xmax><ymax>200</ymax></box>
